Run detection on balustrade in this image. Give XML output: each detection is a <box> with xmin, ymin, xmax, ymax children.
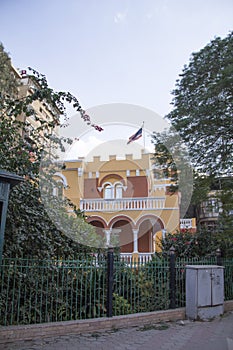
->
<box><xmin>120</xmin><ymin>253</ymin><xmax>153</xmax><ymax>264</ymax></box>
<box><xmin>180</xmin><ymin>218</ymin><xmax>193</xmax><ymax>229</ymax></box>
<box><xmin>80</xmin><ymin>197</ymin><xmax>166</xmax><ymax>212</ymax></box>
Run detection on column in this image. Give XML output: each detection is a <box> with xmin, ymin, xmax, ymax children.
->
<box><xmin>111</xmin><ymin>228</ymin><xmax>121</xmax><ymax>247</ymax></box>
<box><xmin>103</xmin><ymin>229</ymin><xmax>112</xmax><ymax>246</ymax></box>
<box><xmin>132</xmin><ymin>229</ymin><xmax>139</xmax><ymax>253</ymax></box>
<box><xmin>162</xmin><ymin>229</ymin><xmax>166</xmax><ymax>240</ymax></box>
<box><xmin>150</xmin><ymin>229</ymin><xmax>153</xmax><ymax>253</ymax></box>
<box><xmin>103</xmin><ymin>228</ymin><xmax>121</xmax><ymax>247</ymax></box>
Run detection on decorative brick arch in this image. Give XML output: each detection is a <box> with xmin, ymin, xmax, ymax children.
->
<box><xmin>136</xmin><ymin>215</ymin><xmax>164</xmax><ymax>253</ymax></box>
<box><xmin>87</xmin><ymin>216</ymin><xmax>107</xmax><ymax>228</ymax></box>
<box><xmin>109</xmin><ymin>215</ymin><xmax>134</xmax><ymax>253</ymax></box>
<box><xmin>136</xmin><ymin>215</ymin><xmax>164</xmax><ymax>231</ymax></box>
<box><xmin>108</xmin><ymin>215</ymin><xmax>135</xmax><ymax>229</ymax></box>
<box><xmin>99</xmin><ymin>174</ymin><xmax>126</xmax><ymax>188</ymax></box>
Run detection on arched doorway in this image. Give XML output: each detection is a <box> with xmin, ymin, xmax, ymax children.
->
<box><xmin>112</xmin><ymin>220</ymin><xmax>133</xmax><ymax>253</ymax></box>
<box><xmin>88</xmin><ymin>219</ymin><xmax>105</xmax><ymax>239</ymax></box>
<box><xmin>137</xmin><ymin>217</ymin><xmax>164</xmax><ymax>253</ymax></box>
<box><xmin>138</xmin><ymin>220</ymin><xmax>152</xmax><ymax>252</ymax></box>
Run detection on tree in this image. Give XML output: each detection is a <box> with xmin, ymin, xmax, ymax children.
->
<box><xmin>0</xmin><ymin>43</ymin><xmax>104</xmax><ymax>258</ymax></box>
<box><xmin>0</xmin><ymin>43</ymin><xmax>19</xmax><ymax>99</ymax></box>
<box><xmin>166</xmin><ymin>31</ymin><xmax>233</xmax><ymax>176</ymax></box>
<box><xmin>152</xmin><ymin>33</ymin><xmax>233</xmax><ymax>247</ymax></box>
<box><xmin>152</xmin><ymin>127</ymin><xmax>193</xmax><ymax>218</ymax></box>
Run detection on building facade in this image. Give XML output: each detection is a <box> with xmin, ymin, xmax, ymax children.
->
<box><xmin>17</xmin><ymin>70</ymin><xmax>60</xmax><ymax>143</ymax></box>
<box><xmin>55</xmin><ymin>151</ymin><xmax>196</xmax><ymax>260</ymax></box>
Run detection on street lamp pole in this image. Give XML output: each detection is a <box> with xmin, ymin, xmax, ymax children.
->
<box><xmin>0</xmin><ymin>171</ymin><xmax>24</xmax><ymax>263</ymax></box>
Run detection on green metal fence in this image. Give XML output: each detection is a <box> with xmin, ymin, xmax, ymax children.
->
<box><xmin>0</xmin><ymin>256</ymin><xmax>107</xmax><ymax>325</ymax></box>
<box><xmin>221</xmin><ymin>259</ymin><xmax>233</xmax><ymax>301</ymax></box>
<box><xmin>112</xmin><ymin>257</ymin><xmax>170</xmax><ymax>315</ymax></box>
<box><xmin>0</xmin><ymin>255</ymin><xmax>233</xmax><ymax>326</ymax></box>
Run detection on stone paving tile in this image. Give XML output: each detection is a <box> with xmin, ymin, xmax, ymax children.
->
<box><xmin>2</xmin><ymin>312</ymin><xmax>233</xmax><ymax>350</ymax></box>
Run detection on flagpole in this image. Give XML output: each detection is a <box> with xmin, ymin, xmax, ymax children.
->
<box><xmin>143</xmin><ymin>121</ymin><xmax>145</xmax><ymax>151</ymax></box>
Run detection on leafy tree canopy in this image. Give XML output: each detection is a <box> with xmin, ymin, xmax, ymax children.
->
<box><xmin>152</xmin><ymin>33</ymin><xmax>233</xmax><ymax>239</ymax></box>
<box><xmin>0</xmin><ymin>43</ymin><xmax>19</xmax><ymax>98</ymax></box>
<box><xmin>166</xmin><ymin>31</ymin><xmax>233</xmax><ymax>176</ymax></box>
<box><xmin>0</xmin><ymin>43</ymin><xmax>104</xmax><ymax>258</ymax></box>
<box><xmin>152</xmin><ymin>127</ymin><xmax>193</xmax><ymax>218</ymax></box>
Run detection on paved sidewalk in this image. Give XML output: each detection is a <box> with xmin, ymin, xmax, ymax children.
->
<box><xmin>2</xmin><ymin>312</ymin><xmax>233</xmax><ymax>350</ymax></box>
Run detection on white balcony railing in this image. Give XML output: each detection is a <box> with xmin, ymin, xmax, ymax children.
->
<box><xmin>121</xmin><ymin>253</ymin><xmax>153</xmax><ymax>264</ymax></box>
<box><xmin>180</xmin><ymin>218</ymin><xmax>194</xmax><ymax>229</ymax></box>
<box><xmin>80</xmin><ymin>197</ymin><xmax>166</xmax><ymax>212</ymax></box>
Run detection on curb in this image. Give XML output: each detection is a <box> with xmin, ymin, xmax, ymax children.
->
<box><xmin>1</xmin><ymin>300</ymin><xmax>233</xmax><ymax>344</ymax></box>
<box><xmin>0</xmin><ymin>308</ymin><xmax>185</xmax><ymax>344</ymax></box>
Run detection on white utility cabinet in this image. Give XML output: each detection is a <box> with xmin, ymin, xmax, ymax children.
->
<box><xmin>186</xmin><ymin>265</ymin><xmax>224</xmax><ymax>320</ymax></box>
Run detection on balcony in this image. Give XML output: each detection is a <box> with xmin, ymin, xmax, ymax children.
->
<box><xmin>199</xmin><ymin>211</ymin><xmax>220</xmax><ymax>219</ymax></box>
<box><xmin>80</xmin><ymin>197</ymin><xmax>166</xmax><ymax>212</ymax></box>
<box><xmin>121</xmin><ymin>253</ymin><xmax>153</xmax><ymax>264</ymax></box>
<box><xmin>180</xmin><ymin>218</ymin><xmax>196</xmax><ymax>230</ymax></box>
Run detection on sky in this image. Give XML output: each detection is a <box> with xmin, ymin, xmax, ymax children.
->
<box><xmin>0</xmin><ymin>0</ymin><xmax>232</xmax><ymax>158</ymax></box>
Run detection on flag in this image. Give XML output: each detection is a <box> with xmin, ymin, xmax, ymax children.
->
<box><xmin>127</xmin><ymin>127</ymin><xmax>143</xmax><ymax>144</ymax></box>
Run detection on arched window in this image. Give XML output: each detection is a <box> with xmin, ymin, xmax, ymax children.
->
<box><xmin>53</xmin><ymin>173</ymin><xmax>68</xmax><ymax>199</ymax></box>
<box><xmin>104</xmin><ymin>184</ymin><xmax>113</xmax><ymax>199</ymax></box>
<box><xmin>54</xmin><ymin>172</ymin><xmax>68</xmax><ymax>187</ymax></box>
<box><xmin>103</xmin><ymin>182</ymin><xmax>123</xmax><ymax>199</ymax></box>
<box><xmin>115</xmin><ymin>184</ymin><xmax>123</xmax><ymax>199</ymax></box>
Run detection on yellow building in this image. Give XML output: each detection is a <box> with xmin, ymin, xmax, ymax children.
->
<box><xmin>6</xmin><ymin>65</ymin><xmax>195</xmax><ymax>258</ymax></box>
<box><xmin>17</xmin><ymin>70</ymin><xmax>60</xmax><ymax>143</ymax></box>
<box><xmin>54</xmin><ymin>150</ymin><xmax>196</xmax><ymax>260</ymax></box>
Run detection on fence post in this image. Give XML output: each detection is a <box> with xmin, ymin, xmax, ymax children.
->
<box><xmin>169</xmin><ymin>246</ymin><xmax>176</xmax><ymax>309</ymax></box>
<box><xmin>107</xmin><ymin>246</ymin><xmax>114</xmax><ymax>317</ymax></box>
<box><xmin>216</xmin><ymin>248</ymin><xmax>222</xmax><ymax>266</ymax></box>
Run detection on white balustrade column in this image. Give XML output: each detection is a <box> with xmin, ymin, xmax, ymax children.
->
<box><xmin>132</xmin><ymin>229</ymin><xmax>139</xmax><ymax>253</ymax></box>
